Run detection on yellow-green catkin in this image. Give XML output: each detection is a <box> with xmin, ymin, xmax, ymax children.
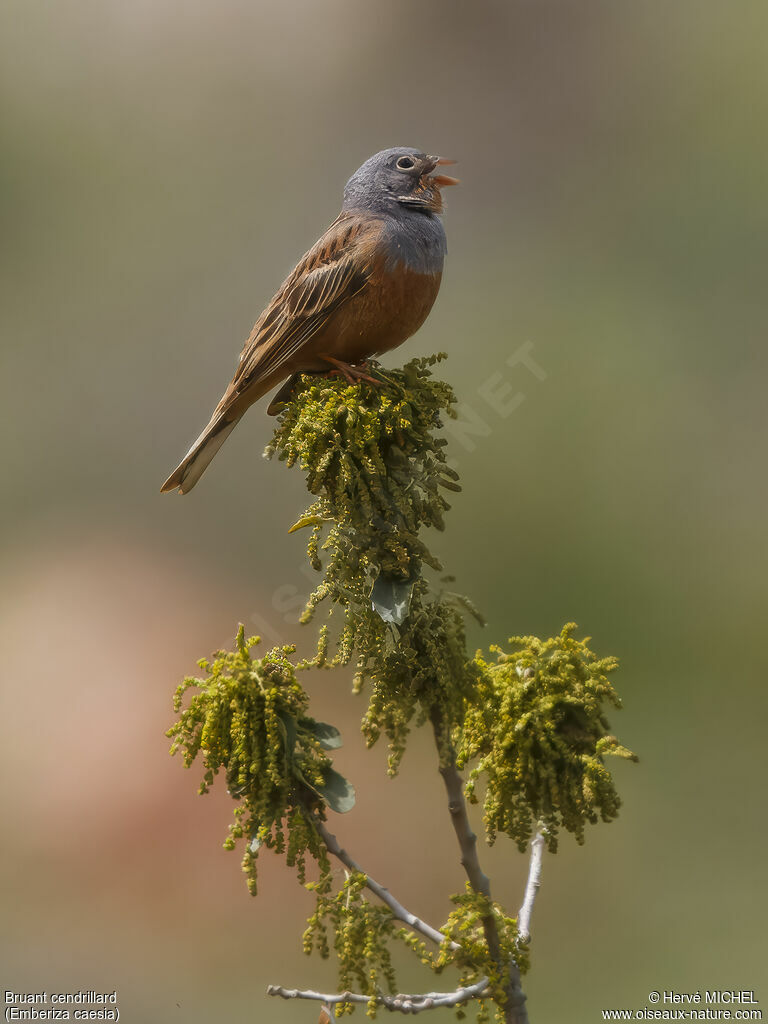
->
<box><xmin>457</xmin><ymin>624</ymin><xmax>638</xmax><ymax>852</ymax></box>
<box><xmin>267</xmin><ymin>357</ymin><xmax>479</xmax><ymax>772</ymax></box>
<box><xmin>167</xmin><ymin>626</ymin><xmax>332</xmax><ymax>894</ymax></box>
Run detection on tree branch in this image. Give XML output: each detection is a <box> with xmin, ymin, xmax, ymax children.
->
<box><xmin>518</xmin><ymin>831</ymin><xmax>544</xmax><ymax>943</ymax></box>
<box><xmin>312</xmin><ymin>814</ymin><xmax>455</xmax><ymax>950</ymax></box>
<box><xmin>429</xmin><ymin>707</ymin><xmax>529</xmax><ymax>1024</ymax></box>
<box><xmin>266</xmin><ymin>977</ymin><xmax>491</xmax><ymax>1013</ymax></box>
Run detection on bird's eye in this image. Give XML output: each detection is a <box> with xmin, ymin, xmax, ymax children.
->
<box><xmin>396</xmin><ymin>156</ymin><xmax>416</xmax><ymax>170</ymax></box>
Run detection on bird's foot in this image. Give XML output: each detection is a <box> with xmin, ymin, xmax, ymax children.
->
<box><xmin>319</xmin><ymin>355</ymin><xmax>381</xmax><ymax>386</ymax></box>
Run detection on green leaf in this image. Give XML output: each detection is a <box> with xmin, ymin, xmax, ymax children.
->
<box><xmin>317</xmin><ymin>767</ymin><xmax>356</xmax><ymax>814</ymax></box>
<box><xmin>288</xmin><ymin>514</ymin><xmax>327</xmax><ymax>534</ymax></box>
<box><xmin>277</xmin><ymin>711</ymin><xmax>298</xmax><ymax>760</ymax></box>
<box><xmin>370</xmin><ymin>574</ymin><xmax>416</xmax><ymax>625</ymax></box>
<box><xmin>299</xmin><ymin>716</ymin><xmax>343</xmax><ymax>750</ymax></box>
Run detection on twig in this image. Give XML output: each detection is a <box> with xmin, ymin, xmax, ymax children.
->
<box><xmin>518</xmin><ymin>831</ymin><xmax>544</xmax><ymax>943</ymax></box>
<box><xmin>266</xmin><ymin>977</ymin><xmax>491</xmax><ymax>1013</ymax></box>
<box><xmin>312</xmin><ymin>814</ymin><xmax>456</xmax><ymax>949</ymax></box>
<box><xmin>429</xmin><ymin>707</ymin><xmax>529</xmax><ymax>1024</ymax></box>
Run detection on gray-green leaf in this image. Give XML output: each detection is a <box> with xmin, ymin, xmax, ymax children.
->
<box><xmin>317</xmin><ymin>767</ymin><xmax>356</xmax><ymax>814</ymax></box>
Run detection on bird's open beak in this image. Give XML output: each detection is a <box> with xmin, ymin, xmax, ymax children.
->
<box><xmin>424</xmin><ymin>155</ymin><xmax>459</xmax><ymax>187</ymax></box>
<box><xmin>397</xmin><ymin>156</ymin><xmax>459</xmax><ymax>211</ymax></box>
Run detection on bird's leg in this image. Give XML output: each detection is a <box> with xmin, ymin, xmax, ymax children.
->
<box><xmin>319</xmin><ymin>354</ymin><xmax>381</xmax><ymax>386</ymax></box>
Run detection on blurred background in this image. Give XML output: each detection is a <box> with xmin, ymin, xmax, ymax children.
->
<box><xmin>1</xmin><ymin>1</ymin><xmax>766</xmax><ymax>1020</ymax></box>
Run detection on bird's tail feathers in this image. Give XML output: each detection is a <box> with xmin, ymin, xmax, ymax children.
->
<box><xmin>160</xmin><ymin>412</ymin><xmax>242</xmax><ymax>494</ymax></box>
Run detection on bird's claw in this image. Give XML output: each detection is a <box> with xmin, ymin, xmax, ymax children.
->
<box><xmin>320</xmin><ymin>355</ymin><xmax>382</xmax><ymax>386</ymax></box>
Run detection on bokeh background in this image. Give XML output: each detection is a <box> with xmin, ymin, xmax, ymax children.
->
<box><xmin>1</xmin><ymin>2</ymin><xmax>766</xmax><ymax>1021</ymax></box>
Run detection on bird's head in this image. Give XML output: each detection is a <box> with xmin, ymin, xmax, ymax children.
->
<box><xmin>343</xmin><ymin>147</ymin><xmax>459</xmax><ymax>215</ymax></box>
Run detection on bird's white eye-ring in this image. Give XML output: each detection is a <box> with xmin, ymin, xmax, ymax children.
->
<box><xmin>396</xmin><ymin>156</ymin><xmax>416</xmax><ymax>170</ymax></box>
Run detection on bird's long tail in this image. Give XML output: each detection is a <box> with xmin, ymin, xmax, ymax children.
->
<box><xmin>160</xmin><ymin>411</ymin><xmax>243</xmax><ymax>494</ymax></box>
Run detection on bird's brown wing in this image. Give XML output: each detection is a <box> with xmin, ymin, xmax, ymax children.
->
<box><xmin>223</xmin><ymin>213</ymin><xmax>380</xmax><ymax>408</ymax></box>
<box><xmin>161</xmin><ymin>213</ymin><xmax>382</xmax><ymax>494</ymax></box>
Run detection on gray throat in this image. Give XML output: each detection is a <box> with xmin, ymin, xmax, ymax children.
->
<box><xmin>378</xmin><ymin>209</ymin><xmax>447</xmax><ymax>275</ymax></box>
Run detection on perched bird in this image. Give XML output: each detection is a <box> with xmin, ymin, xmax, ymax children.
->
<box><xmin>161</xmin><ymin>147</ymin><xmax>458</xmax><ymax>494</ymax></box>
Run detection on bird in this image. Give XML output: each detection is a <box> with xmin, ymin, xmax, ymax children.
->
<box><xmin>161</xmin><ymin>147</ymin><xmax>458</xmax><ymax>494</ymax></box>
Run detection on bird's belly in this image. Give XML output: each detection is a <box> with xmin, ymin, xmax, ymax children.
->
<box><xmin>299</xmin><ymin>267</ymin><xmax>442</xmax><ymax>369</ymax></box>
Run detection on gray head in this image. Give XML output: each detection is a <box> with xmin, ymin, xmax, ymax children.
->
<box><xmin>343</xmin><ymin>147</ymin><xmax>458</xmax><ymax>216</ymax></box>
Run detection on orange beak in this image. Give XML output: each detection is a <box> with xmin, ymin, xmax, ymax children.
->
<box><xmin>425</xmin><ymin>155</ymin><xmax>460</xmax><ymax>187</ymax></box>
